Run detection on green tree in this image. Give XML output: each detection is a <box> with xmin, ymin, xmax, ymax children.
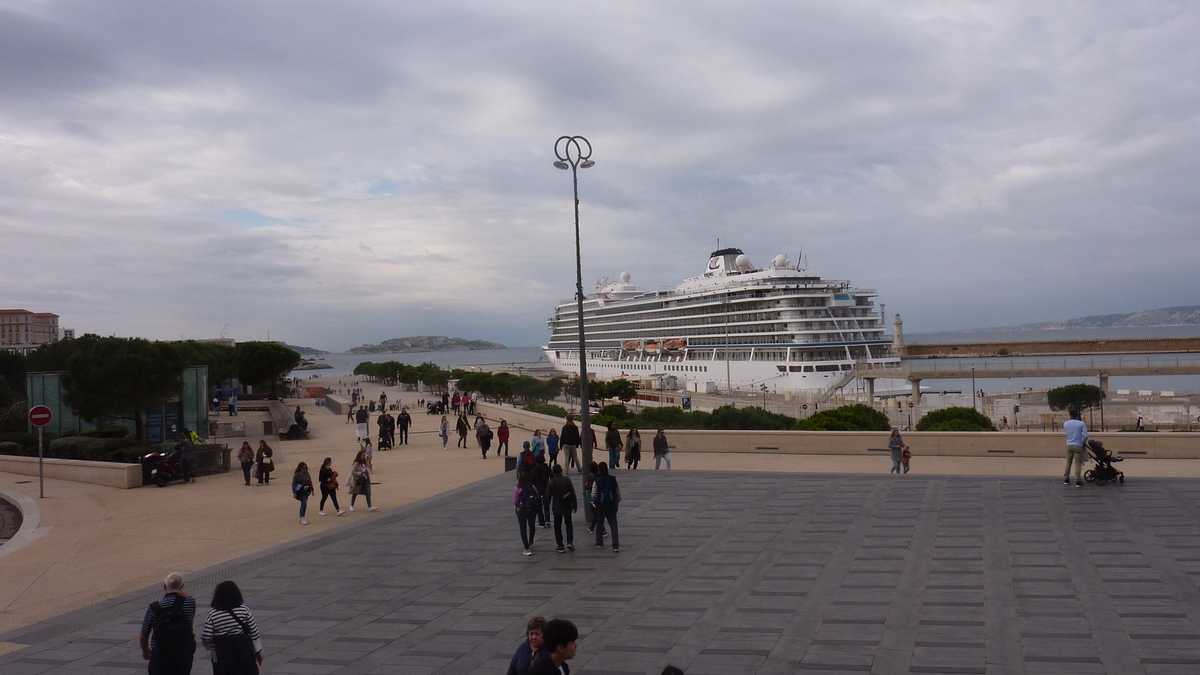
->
<box><xmin>170</xmin><ymin>341</ymin><xmax>237</xmax><ymax>384</ymax></box>
<box><xmin>604</xmin><ymin>378</ymin><xmax>638</xmax><ymax>403</ymax></box>
<box><xmin>0</xmin><ymin>350</ymin><xmax>25</xmax><ymax>407</ymax></box>
<box><xmin>916</xmin><ymin>407</ymin><xmax>997</xmax><ymax>431</ymax></box>
<box><xmin>236</xmin><ymin>342</ymin><xmax>301</xmax><ymax>394</ymax></box>
<box><xmin>63</xmin><ymin>335</ymin><xmax>184</xmax><ymax>441</ymax></box>
<box><xmin>795</xmin><ymin>404</ymin><xmax>890</xmax><ymax>431</ymax></box>
<box><xmin>1047</xmin><ymin>384</ymin><xmax>1106</xmax><ymax>413</ymax></box>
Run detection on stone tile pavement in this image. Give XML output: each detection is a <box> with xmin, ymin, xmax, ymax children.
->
<box><xmin>2</xmin><ymin>470</ymin><xmax>1200</xmax><ymax>674</ymax></box>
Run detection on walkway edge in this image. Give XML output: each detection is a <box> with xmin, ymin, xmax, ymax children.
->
<box><xmin>0</xmin><ymin>468</ymin><xmax>513</xmax><ymax>644</ymax></box>
<box><xmin>0</xmin><ymin>488</ymin><xmax>42</xmax><ymax>562</ymax></box>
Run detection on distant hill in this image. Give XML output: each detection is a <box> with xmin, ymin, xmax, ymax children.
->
<box><xmin>349</xmin><ymin>336</ymin><xmax>507</xmax><ymax>354</ymax></box>
<box><xmin>284</xmin><ymin>343</ymin><xmax>329</xmax><ymax>356</ymax></box>
<box><xmin>1021</xmin><ymin>306</ymin><xmax>1200</xmax><ymax>330</ymax></box>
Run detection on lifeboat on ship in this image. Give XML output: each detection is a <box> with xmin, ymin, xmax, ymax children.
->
<box><xmin>662</xmin><ymin>338</ymin><xmax>687</xmax><ymax>352</ymax></box>
<box><xmin>622</xmin><ymin>339</ymin><xmax>641</xmax><ymax>351</ymax></box>
<box><xmin>643</xmin><ymin>340</ymin><xmax>660</xmax><ymax>354</ymax></box>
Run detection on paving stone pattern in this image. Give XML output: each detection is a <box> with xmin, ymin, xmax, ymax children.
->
<box><xmin>3</xmin><ymin>471</ymin><xmax>1200</xmax><ymax>674</ymax></box>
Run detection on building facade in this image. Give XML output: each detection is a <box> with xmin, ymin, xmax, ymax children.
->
<box><xmin>0</xmin><ymin>309</ymin><xmax>61</xmax><ymax>355</ymax></box>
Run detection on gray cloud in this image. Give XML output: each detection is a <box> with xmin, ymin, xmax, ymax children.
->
<box><xmin>1</xmin><ymin>1</ymin><xmax>1198</xmax><ymax>350</ymax></box>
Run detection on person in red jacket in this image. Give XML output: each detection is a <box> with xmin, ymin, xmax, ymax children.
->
<box><xmin>498</xmin><ymin>420</ymin><xmax>511</xmax><ymax>457</ymax></box>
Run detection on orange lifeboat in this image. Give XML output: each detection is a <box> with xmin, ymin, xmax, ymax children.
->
<box><xmin>622</xmin><ymin>339</ymin><xmax>641</xmax><ymax>351</ymax></box>
<box><xmin>643</xmin><ymin>340</ymin><xmax>659</xmax><ymax>353</ymax></box>
<box><xmin>662</xmin><ymin>338</ymin><xmax>687</xmax><ymax>352</ymax></box>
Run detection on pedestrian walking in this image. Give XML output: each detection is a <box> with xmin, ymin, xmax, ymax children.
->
<box><xmin>200</xmin><ymin>580</ymin><xmax>263</xmax><ymax>674</ymax></box>
<box><xmin>317</xmin><ymin>457</ymin><xmax>344</xmax><ymax>516</ymax></box>
<box><xmin>228</xmin><ymin>394</ymin><xmax>238</xmax><ymax>417</ymax></box>
<box><xmin>354</xmin><ymin>406</ymin><xmax>370</xmax><ymax>442</ymax></box>
<box><xmin>139</xmin><ymin>571</ymin><xmax>196</xmax><ymax>675</ymax></box>
<box><xmin>887</xmin><ymin>429</ymin><xmax>907</xmax><ymax>475</ymax></box>
<box><xmin>583</xmin><ymin>461</ymin><xmax>598</xmax><ymax>533</ymax></box>
<box><xmin>531</xmin><ymin>430</ymin><xmax>546</xmax><ymax>463</ymax></box>
<box><xmin>479</xmin><ymin>420</ymin><xmax>494</xmax><ymax>459</ymax></box>
<box><xmin>591</xmin><ymin>462</ymin><xmax>621</xmax><ymax>552</ymax></box>
<box><xmin>528</xmin><ymin>619</ymin><xmax>578</xmax><ymax>675</ymax></box>
<box><xmin>361</xmin><ymin>437</ymin><xmax>374</xmax><ymax>471</ymax></box>
<box><xmin>506</xmin><ymin>616</ymin><xmax>545</xmax><ymax>675</ymax></box>
<box><xmin>498</xmin><ymin>420</ymin><xmax>511</xmax><ymax>457</ymax></box>
<box><xmin>532</xmin><ymin>457</ymin><xmax>552</xmax><ymax>528</ymax></box>
<box><xmin>439</xmin><ymin>415</ymin><xmax>449</xmax><ymax>449</ymax></box>
<box><xmin>546</xmin><ymin>428</ymin><xmax>560</xmax><ymax>467</ymax></box>
<box><xmin>624</xmin><ymin>428</ymin><xmax>641</xmax><ymax>470</ymax></box>
<box><xmin>559</xmin><ymin>417</ymin><xmax>581</xmax><ymax>472</ymax></box>
<box><xmin>548</xmin><ymin>464</ymin><xmax>576</xmax><ymax>553</ymax></box>
<box><xmin>515</xmin><ymin>469</ymin><xmax>541</xmax><ymax>556</ymax></box>
<box><xmin>292</xmin><ymin>462</ymin><xmax>314</xmax><ymax>525</ymax></box>
<box><xmin>348</xmin><ymin>450</ymin><xmax>378</xmax><ymax>511</ymax></box>
<box><xmin>902</xmin><ymin>445</ymin><xmax>913</xmax><ymax>474</ymax></box>
<box><xmin>346</xmin><ymin>404</ymin><xmax>355</xmax><ymax>424</ymax></box>
<box><xmin>397</xmin><ymin>407</ymin><xmax>411</xmax><ymax>446</ymax></box>
<box><xmin>255</xmin><ymin>441</ymin><xmax>274</xmax><ymax>485</ymax></box>
<box><xmin>456</xmin><ymin>414</ymin><xmax>470</xmax><ymax>448</ymax></box>
<box><xmin>653</xmin><ymin>429</ymin><xmax>671</xmax><ymax>470</ymax></box>
<box><xmin>1063</xmin><ymin>408</ymin><xmax>1088</xmax><ymax>487</ymax></box>
<box><xmin>605</xmin><ymin>426</ymin><xmax>623</xmax><ymax>471</ymax></box>
<box><xmin>237</xmin><ymin>441</ymin><xmax>254</xmax><ymax>486</ymax></box>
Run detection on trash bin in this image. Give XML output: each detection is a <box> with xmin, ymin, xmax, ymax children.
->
<box><xmin>504</xmin><ymin>456</ymin><xmax>518</xmax><ymax>472</ymax></box>
<box><xmin>263</xmin><ymin>420</ymin><xmax>275</xmax><ymax>436</ymax></box>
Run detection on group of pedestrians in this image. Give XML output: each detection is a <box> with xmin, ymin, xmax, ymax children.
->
<box><xmin>374</xmin><ymin>407</ymin><xmax>411</xmax><ymax>449</ymax></box>
<box><xmin>235</xmin><ymin>440</ymin><xmax>277</xmax><ymax>486</ymax></box>
<box><xmin>287</xmin><ymin>453</ymin><xmax>378</xmax><ymax>525</ymax></box>
<box><xmin>139</xmin><ymin>571</ymin><xmax>263</xmax><ymax>675</ymax></box>
<box><xmin>505</xmin><ymin>616</ymin><xmax>684</xmax><ymax>675</ymax></box>
<box><xmin>512</xmin><ymin>447</ymin><xmax>622</xmax><ymax>556</ymax></box>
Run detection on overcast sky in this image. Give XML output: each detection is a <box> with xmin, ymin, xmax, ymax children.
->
<box><xmin>2</xmin><ymin>1</ymin><xmax>1197</xmax><ymax>351</ymax></box>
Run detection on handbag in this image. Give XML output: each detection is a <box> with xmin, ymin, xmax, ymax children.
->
<box><xmin>212</xmin><ymin>609</ymin><xmax>258</xmax><ymax>675</ymax></box>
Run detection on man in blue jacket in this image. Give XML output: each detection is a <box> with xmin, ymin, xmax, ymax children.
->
<box><xmin>506</xmin><ymin>616</ymin><xmax>544</xmax><ymax>675</ymax></box>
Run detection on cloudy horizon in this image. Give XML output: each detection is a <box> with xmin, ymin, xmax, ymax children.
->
<box><xmin>2</xmin><ymin>1</ymin><xmax>1198</xmax><ymax>352</ymax></box>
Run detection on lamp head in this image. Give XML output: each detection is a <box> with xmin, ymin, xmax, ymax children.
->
<box><xmin>553</xmin><ymin>161</ymin><xmax>570</xmax><ymax>170</ymax></box>
<box><xmin>579</xmin><ymin>159</ymin><xmax>595</xmax><ymax>169</ymax></box>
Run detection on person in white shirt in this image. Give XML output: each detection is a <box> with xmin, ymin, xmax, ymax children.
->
<box><xmin>1063</xmin><ymin>409</ymin><xmax>1088</xmax><ymax>487</ymax></box>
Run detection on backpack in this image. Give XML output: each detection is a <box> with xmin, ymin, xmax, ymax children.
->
<box><xmin>514</xmin><ymin>484</ymin><xmax>540</xmax><ymax>511</ymax></box>
<box><xmin>292</xmin><ymin>480</ymin><xmax>310</xmax><ymax>500</ymax></box>
<box><xmin>150</xmin><ymin>596</ymin><xmax>194</xmax><ymax>654</ymax></box>
<box><xmin>596</xmin><ymin>476</ymin><xmax>618</xmax><ymax>510</ymax></box>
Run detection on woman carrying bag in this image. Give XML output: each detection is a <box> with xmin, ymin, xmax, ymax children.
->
<box><xmin>201</xmin><ymin>580</ymin><xmax>262</xmax><ymax>675</ymax></box>
<box><xmin>254</xmin><ymin>441</ymin><xmax>274</xmax><ymax>485</ymax></box>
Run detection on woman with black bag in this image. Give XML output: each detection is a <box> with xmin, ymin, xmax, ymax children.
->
<box><xmin>201</xmin><ymin>580</ymin><xmax>262</xmax><ymax>675</ymax></box>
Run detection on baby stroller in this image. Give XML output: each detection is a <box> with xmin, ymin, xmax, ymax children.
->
<box><xmin>1084</xmin><ymin>439</ymin><xmax>1125</xmax><ymax>484</ymax></box>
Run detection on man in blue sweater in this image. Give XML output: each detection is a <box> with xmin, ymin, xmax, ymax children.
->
<box><xmin>506</xmin><ymin>616</ymin><xmax>544</xmax><ymax>675</ymax></box>
<box><xmin>1063</xmin><ymin>409</ymin><xmax>1088</xmax><ymax>487</ymax></box>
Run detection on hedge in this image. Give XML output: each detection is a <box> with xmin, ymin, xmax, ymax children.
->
<box><xmin>916</xmin><ymin>407</ymin><xmax>997</xmax><ymax>432</ymax></box>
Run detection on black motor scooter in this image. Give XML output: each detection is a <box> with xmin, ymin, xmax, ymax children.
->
<box><xmin>143</xmin><ymin>445</ymin><xmax>190</xmax><ymax>487</ymax></box>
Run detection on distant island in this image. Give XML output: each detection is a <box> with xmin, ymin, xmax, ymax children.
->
<box><xmin>349</xmin><ymin>336</ymin><xmax>507</xmax><ymax>354</ymax></box>
<box><xmin>284</xmin><ymin>343</ymin><xmax>329</xmax><ymax>356</ymax></box>
<box><xmin>293</xmin><ymin>359</ymin><xmax>333</xmax><ymax>371</ymax></box>
<box><xmin>944</xmin><ymin>306</ymin><xmax>1200</xmax><ymax>335</ymax></box>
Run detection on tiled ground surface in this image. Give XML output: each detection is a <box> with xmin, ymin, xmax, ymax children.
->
<box><xmin>2</xmin><ymin>470</ymin><xmax>1200</xmax><ymax>674</ymax></box>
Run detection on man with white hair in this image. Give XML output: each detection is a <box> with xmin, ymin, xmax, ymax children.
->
<box><xmin>139</xmin><ymin>571</ymin><xmax>197</xmax><ymax>674</ymax></box>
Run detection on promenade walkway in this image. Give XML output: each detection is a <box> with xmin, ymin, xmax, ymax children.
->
<box><xmin>2</xmin><ymin>469</ymin><xmax>1200</xmax><ymax>674</ymax></box>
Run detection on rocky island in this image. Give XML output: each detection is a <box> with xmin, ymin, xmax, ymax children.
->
<box><xmin>349</xmin><ymin>336</ymin><xmax>506</xmax><ymax>354</ymax></box>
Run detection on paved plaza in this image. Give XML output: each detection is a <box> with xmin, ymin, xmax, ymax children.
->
<box><xmin>2</xmin><ymin>469</ymin><xmax>1200</xmax><ymax>674</ymax></box>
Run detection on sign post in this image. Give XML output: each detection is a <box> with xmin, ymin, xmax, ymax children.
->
<box><xmin>28</xmin><ymin>405</ymin><xmax>53</xmax><ymax>498</ymax></box>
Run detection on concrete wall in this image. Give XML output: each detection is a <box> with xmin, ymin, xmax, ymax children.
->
<box><xmin>323</xmin><ymin>395</ymin><xmax>349</xmax><ymax>416</ymax></box>
<box><xmin>476</xmin><ymin>402</ymin><xmax>1200</xmax><ymax>459</ymax></box>
<box><xmin>0</xmin><ymin>455</ymin><xmax>143</xmax><ymax>489</ymax></box>
<box><xmin>906</xmin><ymin>337</ymin><xmax>1200</xmax><ymax>357</ymax></box>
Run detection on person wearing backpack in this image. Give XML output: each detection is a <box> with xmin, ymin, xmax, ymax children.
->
<box><xmin>139</xmin><ymin>571</ymin><xmax>196</xmax><ymax>675</ymax></box>
<box><xmin>292</xmin><ymin>462</ymin><xmax>314</xmax><ymax>526</ymax></box>
<box><xmin>547</xmin><ymin>464</ymin><xmax>577</xmax><ymax>553</ymax></box>
<box><xmin>201</xmin><ymin>580</ymin><xmax>263</xmax><ymax>675</ymax></box>
<box><xmin>591</xmin><ymin>462</ymin><xmax>621</xmax><ymax>552</ymax></box>
<box><xmin>514</xmin><ymin>469</ymin><xmax>541</xmax><ymax>556</ymax></box>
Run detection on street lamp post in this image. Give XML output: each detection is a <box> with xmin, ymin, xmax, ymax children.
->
<box><xmin>554</xmin><ymin>135</ymin><xmax>596</xmax><ymax>478</ymax></box>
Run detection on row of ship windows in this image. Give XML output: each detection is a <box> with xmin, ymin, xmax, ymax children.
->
<box><xmin>594</xmin><ymin>362</ymin><xmax>710</xmax><ymax>373</ymax></box>
<box><xmin>778</xmin><ymin>364</ymin><xmax>852</xmax><ymax>373</ymax></box>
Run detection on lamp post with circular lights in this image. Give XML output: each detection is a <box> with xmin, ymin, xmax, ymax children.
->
<box><xmin>554</xmin><ymin>135</ymin><xmax>595</xmax><ymax>477</ymax></box>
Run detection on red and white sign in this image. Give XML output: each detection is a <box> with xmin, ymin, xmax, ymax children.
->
<box><xmin>28</xmin><ymin>405</ymin><xmax>53</xmax><ymax>427</ymax></box>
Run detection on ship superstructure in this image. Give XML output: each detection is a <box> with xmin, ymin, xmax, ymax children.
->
<box><xmin>543</xmin><ymin>248</ymin><xmax>898</xmax><ymax>393</ymax></box>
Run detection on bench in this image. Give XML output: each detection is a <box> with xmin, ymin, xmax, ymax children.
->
<box><xmin>266</xmin><ymin>401</ymin><xmax>308</xmax><ymax>440</ymax></box>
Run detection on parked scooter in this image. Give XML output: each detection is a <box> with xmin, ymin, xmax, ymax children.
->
<box><xmin>143</xmin><ymin>444</ymin><xmax>191</xmax><ymax>487</ymax></box>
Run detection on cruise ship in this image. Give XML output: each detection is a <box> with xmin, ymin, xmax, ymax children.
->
<box><xmin>543</xmin><ymin>248</ymin><xmax>900</xmax><ymax>394</ymax></box>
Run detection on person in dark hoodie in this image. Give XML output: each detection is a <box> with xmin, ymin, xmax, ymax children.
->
<box><xmin>547</xmin><ymin>464</ymin><xmax>577</xmax><ymax>553</ymax></box>
<box><xmin>514</xmin><ymin>468</ymin><xmax>541</xmax><ymax>556</ymax></box>
<box><xmin>505</xmin><ymin>616</ymin><xmax>545</xmax><ymax>675</ymax></box>
<box><xmin>531</xmin><ymin>455</ymin><xmax>552</xmax><ymax>528</ymax></box>
<box><xmin>559</xmin><ymin>416</ymin><xmax>581</xmax><ymax>473</ymax></box>
<box><xmin>396</xmin><ymin>407</ymin><xmax>411</xmax><ymax>446</ymax></box>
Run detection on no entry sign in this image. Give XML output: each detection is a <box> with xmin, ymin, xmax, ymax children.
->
<box><xmin>28</xmin><ymin>405</ymin><xmax>53</xmax><ymax>427</ymax></box>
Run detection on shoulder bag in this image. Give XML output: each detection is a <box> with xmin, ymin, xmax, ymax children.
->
<box><xmin>213</xmin><ymin>608</ymin><xmax>259</xmax><ymax>675</ymax></box>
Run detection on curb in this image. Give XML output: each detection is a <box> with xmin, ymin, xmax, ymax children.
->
<box><xmin>0</xmin><ymin>487</ymin><xmax>42</xmax><ymax>561</ymax></box>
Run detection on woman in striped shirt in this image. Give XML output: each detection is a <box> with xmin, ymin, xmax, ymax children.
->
<box><xmin>201</xmin><ymin>580</ymin><xmax>263</xmax><ymax>674</ymax></box>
